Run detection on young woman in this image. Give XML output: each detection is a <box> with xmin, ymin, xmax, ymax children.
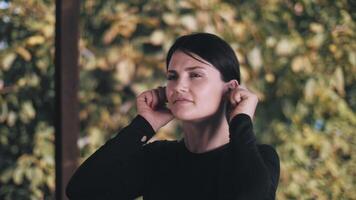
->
<box><xmin>66</xmin><ymin>33</ymin><xmax>280</xmax><ymax>200</ymax></box>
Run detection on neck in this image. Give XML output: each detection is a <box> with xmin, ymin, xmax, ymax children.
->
<box><xmin>181</xmin><ymin>101</ymin><xmax>230</xmax><ymax>153</ymax></box>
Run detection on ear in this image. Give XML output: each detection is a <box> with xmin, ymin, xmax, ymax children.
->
<box><xmin>223</xmin><ymin>80</ymin><xmax>239</xmax><ymax>93</ymax></box>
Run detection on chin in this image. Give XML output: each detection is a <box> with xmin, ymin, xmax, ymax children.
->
<box><xmin>174</xmin><ymin>111</ymin><xmax>217</xmax><ymax>123</ymax></box>
<box><xmin>172</xmin><ymin>112</ymin><xmax>194</xmax><ymax>121</ymax></box>
<box><xmin>172</xmin><ymin>110</ymin><xmax>197</xmax><ymax>121</ymax></box>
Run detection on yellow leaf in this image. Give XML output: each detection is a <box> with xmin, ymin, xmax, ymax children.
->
<box><xmin>136</xmin><ymin>64</ymin><xmax>153</xmax><ymax>79</ymax></box>
<box><xmin>348</xmin><ymin>51</ymin><xmax>356</xmax><ymax>67</ymax></box>
<box><xmin>163</xmin><ymin>13</ymin><xmax>178</xmax><ymax>26</ymax></box>
<box><xmin>150</xmin><ymin>30</ymin><xmax>165</xmax><ymax>46</ymax></box>
<box><xmin>266</xmin><ymin>37</ymin><xmax>277</xmax><ymax>48</ymax></box>
<box><xmin>27</xmin><ymin>35</ymin><xmax>45</xmax><ymax>46</ymax></box>
<box><xmin>291</xmin><ymin>56</ymin><xmax>312</xmax><ymax>73</ymax></box>
<box><xmin>20</xmin><ymin>101</ymin><xmax>36</xmax><ymax>123</ymax></box>
<box><xmin>88</xmin><ymin>127</ymin><xmax>105</xmax><ymax>147</ymax></box>
<box><xmin>239</xmin><ymin>65</ymin><xmax>251</xmax><ymax>83</ymax></box>
<box><xmin>180</xmin><ymin>15</ymin><xmax>197</xmax><ymax>31</ymax></box>
<box><xmin>1</xmin><ymin>53</ymin><xmax>16</xmax><ymax>70</ymax></box>
<box><xmin>307</xmin><ymin>33</ymin><xmax>325</xmax><ymax>49</ymax></box>
<box><xmin>115</xmin><ymin>58</ymin><xmax>135</xmax><ymax>85</ymax></box>
<box><xmin>16</xmin><ymin>47</ymin><xmax>31</xmax><ymax>61</ymax></box>
<box><xmin>13</xmin><ymin>168</ymin><xmax>24</xmax><ymax>185</ymax></box>
<box><xmin>248</xmin><ymin>46</ymin><xmax>263</xmax><ymax>71</ymax></box>
<box><xmin>304</xmin><ymin>78</ymin><xmax>316</xmax><ymax>102</ymax></box>
<box><xmin>276</xmin><ymin>38</ymin><xmax>296</xmax><ymax>56</ymax></box>
<box><xmin>310</xmin><ymin>23</ymin><xmax>324</xmax><ymax>33</ymax></box>
<box><xmin>196</xmin><ymin>11</ymin><xmax>210</xmax><ymax>26</ymax></box>
<box><xmin>265</xmin><ymin>73</ymin><xmax>275</xmax><ymax>83</ymax></box>
<box><xmin>331</xmin><ymin>67</ymin><xmax>345</xmax><ymax>96</ymax></box>
<box><xmin>42</xmin><ymin>24</ymin><xmax>54</xmax><ymax>38</ymax></box>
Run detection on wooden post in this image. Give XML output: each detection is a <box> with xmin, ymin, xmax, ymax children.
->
<box><xmin>55</xmin><ymin>0</ymin><xmax>80</xmax><ymax>199</ymax></box>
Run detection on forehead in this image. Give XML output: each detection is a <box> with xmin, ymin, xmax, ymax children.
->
<box><xmin>167</xmin><ymin>51</ymin><xmax>215</xmax><ymax>72</ymax></box>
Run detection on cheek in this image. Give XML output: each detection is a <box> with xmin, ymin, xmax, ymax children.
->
<box><xmin>165</xmin><ymin>85</ymin><xmax>175</xmax><ymax>103</ymax></box>
<box><xmin>200</xmin><ymin>89</ymin><xmax>223</xmax><ymax>106</ymax></box>
<box><xmin>194</xmin><ymin>85</ymin><xmax>223</xmax><ymax>108</ymax></box>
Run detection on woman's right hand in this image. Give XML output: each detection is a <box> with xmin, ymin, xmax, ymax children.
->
<box><xmin>136</xmin><ymin>86</ymin><xmax>174</xmax><ymax>132</ymax></box>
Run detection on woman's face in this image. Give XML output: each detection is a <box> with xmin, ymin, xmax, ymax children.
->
<box><xmin>166</xmin><ymin>51</ymin><xmax>229</xmax><ymax>122</ymax></box>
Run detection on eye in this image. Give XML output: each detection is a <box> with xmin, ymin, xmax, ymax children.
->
<box><xmin>166</xmin><ymin>73</ymin><xmax>202</xmax><ymax>80</ymax></box>
<box><xmin>166</xmin><ymin>75</ymin><xmax>176</xmax><ymax>80</ymax></box>
<box><xmin>190</xmin><ymin>73</ymin><xmax>202</xmax><ymax>78</ymax></box>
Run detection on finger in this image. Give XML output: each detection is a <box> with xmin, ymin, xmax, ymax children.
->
<box><xmin>228</xmin><ymin>85</ymin><xmax>245</xmax><ymax>101</ymax></box>
<box><xmin>137</xmin><ymin>93</ymin><xmax>146</xmax><ymax>103</ymax></box>
<box><xmin>236</xmin><ymin>90</ymin><xmax>246</xmax><ymax>103</ymax></box>
<box><xmin>155</xmin><ymin>89</ymin><xmax>163</xmax><ymax>108</ymax></box>
<box><xmin>235</xmin><ymin>89</ymin><xmax>251</xmax><ymax>100</ymax></box>
<box><xmin>238</xmin><ymin>86</ymin><xmax>254</xmax><ymax>99</ymax></box>
<box><xmin>150</xmin><ymin>90</ymin><xmax>158</xmax><ymax>108</ymax></box>
<box><xmin>144</xmin><ymin>91</ymin><xmax>152</xmax><ymax>108</ymax></box>
<box><xmin>229</xmin><ymin>90</ymin><xmax>238</xmax><ymax>107</ymax></box>
<box><xmin>158</xmin><ymin>86</ymin><xmax>167</xmax><ymax>103</ymax></box>
<box><xmin>138</xmin><ymin>91</ymin><xmax>150</xmax><ymax>104</ymax></box>
<box><xmin>156</xmin><ymin>87</ymin><xmax>165</xmax><ymax>104</ymax></box>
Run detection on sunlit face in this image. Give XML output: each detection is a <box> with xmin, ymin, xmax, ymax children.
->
<box><xmin>165</xmin><ymin>51</ymin><xmax>229</xmax><ymax>122</ymax></box>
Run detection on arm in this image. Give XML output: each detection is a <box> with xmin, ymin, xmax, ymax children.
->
<box><xmin>66</xmin><ymin>115</ymin><xmax>156</xmax><ymax>199</ymax></box>
<box><xmin>228</xmin><ymin>113</ymin><xmax>280</xmax><ymax>199</ymax></box>
<box><xmin>259</xmin><ymin>144</ymin><xmax>280</xmax><ymax>200</ymax></box>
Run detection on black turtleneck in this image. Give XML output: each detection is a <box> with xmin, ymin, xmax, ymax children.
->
<box><xmin>66</xmin><ymin>114</ymin><xmax>280</xmax><ymax>200</ymax></box>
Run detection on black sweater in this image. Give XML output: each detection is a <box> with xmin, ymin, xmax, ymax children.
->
<box><xmin>66</xmin><ymin>113</ymin><xmax>280</xmax><ymax>200</ymax></box>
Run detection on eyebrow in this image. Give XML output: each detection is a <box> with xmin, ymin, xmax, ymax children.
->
<box><xmin>167</xmin><ymin>66</ymin><xmax>207</xmax><ymax>73</ymax></box>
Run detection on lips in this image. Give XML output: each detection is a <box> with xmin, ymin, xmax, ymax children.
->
<box><xmin>173</xmin><ymin>97</ymin><xmax>193</xmax><ymax>104</ymax></box>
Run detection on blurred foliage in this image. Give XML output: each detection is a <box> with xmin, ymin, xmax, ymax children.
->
<box><xmin>0</xmin><ymin>0</ymin><xmax>55</xmax><ymax>199</ymax></box>
<box><xmin>0</xmin><ymin>0</ymin><xmax>355</xmax><ymax>199</ymax></box>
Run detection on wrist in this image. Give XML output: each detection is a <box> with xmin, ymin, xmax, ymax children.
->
<box><xmin>229</xmin><ymin>112</ymin><xmax>254</xmax><ymax>123</ymax></box>
<box><xmin>139</xmin><ymin>114</ymin><xmax>159</xmax><ymax>132</ymax></box>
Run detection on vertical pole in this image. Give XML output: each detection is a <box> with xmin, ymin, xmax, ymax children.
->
<box><xmin>55</xmin><ymin>0</ymin><xmax>80</xmax><ymax>199</ymax></box>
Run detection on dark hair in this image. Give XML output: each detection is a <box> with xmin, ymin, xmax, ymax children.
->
<box><xmin>166</xmin><ymin>33</ymin><xmax>240</xmax><ymax>83</ymax></box>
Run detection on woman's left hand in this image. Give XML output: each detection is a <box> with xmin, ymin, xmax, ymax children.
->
<box><xmin>226</xmin><ymin>84</ymin><xmax>259</xmax><ymax>122</ymax></box>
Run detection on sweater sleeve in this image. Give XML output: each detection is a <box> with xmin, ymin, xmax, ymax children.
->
<box><xmin>228</xmin><ymin>113</ymin><xmax>280</xmax><ymax>200</ymax></box>
<box><xmin>258</xmin><ymin>144</ymin><xmax>280</xmax><ymax>200</ymax></box>
<box><xmin>66</xmin><ymin>115</ymin><xmax>156</xmax><ymax>200</ymax></box>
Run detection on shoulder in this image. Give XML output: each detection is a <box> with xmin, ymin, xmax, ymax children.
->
<box><xmin>257</xmin><ymin>144</ymin><xmax>280</xmax><ymax>166</ymax></box>
<box><xmin>257</xmin><ymin>144</ymin><xmax>280</xmax><ymax>179</ymax></box>
<box><xmin>257</xmin><ymin>144</ymin><xmax>279</xmax><ymax>156</ymax></box>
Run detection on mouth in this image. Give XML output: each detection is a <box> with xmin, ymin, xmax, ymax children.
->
<box><xmin>174</xmin><ymin>99</ymin><xmax>193</xmax><ymax>104</ymax></box>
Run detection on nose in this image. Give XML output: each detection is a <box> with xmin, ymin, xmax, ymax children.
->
<box><xmin>173</xmin><ymin>77</ymin><xmax>189</xmax><ymax>93</ymax></box>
